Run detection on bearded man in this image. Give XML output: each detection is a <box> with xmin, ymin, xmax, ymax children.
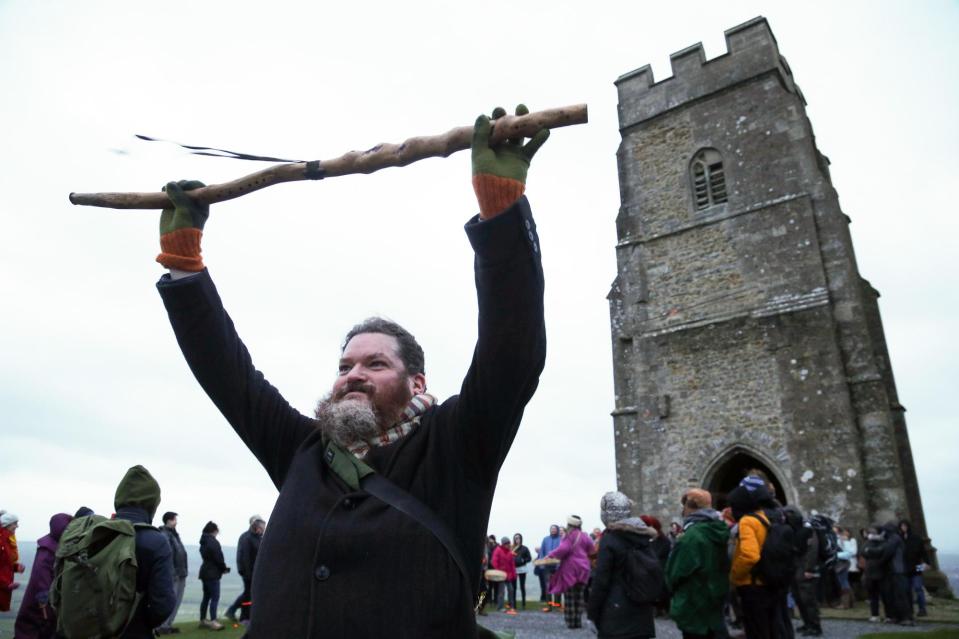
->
<box><xmin>154</xmin><ymin>106</ymin><xmax>548</xmax><ymax>637</ymax></box>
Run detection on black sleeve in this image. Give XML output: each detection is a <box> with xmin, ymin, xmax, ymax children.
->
<box><xmin>157</xmin><ymin>270</ymin><xmax>316</xmax><ymax>488</ymax></box>
<box><xmin>448</xmin><ymin>197</ymin><xmax>547</xmax><ymax>479</ymax></box>
<box><xmin>588</xmin><ymin>536</ymin><xmax>613</xmax><ymax>622</ymax></box>
<box><xmin>215</xmin><ymin>540</ymin><xmax>229</xmax><ymax>574</ymax></box>
<box><xmin>236</xmin><ymin>535</ymin><xmax>249</xmax><ymax>576</ymax></box>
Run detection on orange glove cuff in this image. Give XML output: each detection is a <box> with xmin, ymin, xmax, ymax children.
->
<box><xmin>472</xmin><ymin>174</ymin><xmax>525</xmax><ymax>220</ymax></box>
<box><xmin>156</xmin><ymin>227</ymin><xmax>205</xmax><ymax>271</ymax></box>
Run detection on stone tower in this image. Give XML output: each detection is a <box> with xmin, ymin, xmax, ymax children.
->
<box><xmin>609</xmin><ymin>17</ymin><xmax>940</xmax><ymax>581</ymax></box>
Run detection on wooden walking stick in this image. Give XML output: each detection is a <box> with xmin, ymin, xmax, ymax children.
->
<box><xmin>69</xmin><ymin>104</ymin><xmax>588</xmax><ymax>210</ymax></box>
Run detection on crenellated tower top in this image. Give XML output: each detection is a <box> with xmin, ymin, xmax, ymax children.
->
<box><xmin>615</xmin><ymin>16</ymin><xmax>804</xmax><ymax>130</ymax></box>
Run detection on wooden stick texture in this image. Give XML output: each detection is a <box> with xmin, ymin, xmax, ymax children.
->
<box><xmin>70</xmin><ymin>104</ymin><xmax>588</xmax><ymax>210</ymax></box>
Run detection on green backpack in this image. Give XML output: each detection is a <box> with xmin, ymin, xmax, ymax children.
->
<box><xmin>51</xmin><ymin>515</ymin><xmax>146</xmax><ymax>639</ymax></box>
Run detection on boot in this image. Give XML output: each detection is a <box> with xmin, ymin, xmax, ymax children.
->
<box><xmin>843</xmin><ymin>589</ymin><xmax>854</xmax><ymax>609</ymax></box>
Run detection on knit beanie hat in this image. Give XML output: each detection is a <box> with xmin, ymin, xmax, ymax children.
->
<box><xmin>682</xmin><ymin>488</ymin><xmax>713</xmax><ymax>510</ymax></box>
<box><xmin>599</xmin><ymin>491</ymin><xmax>633</xmax><ymax>527</ymax></box>
<box><xmin>740</xmin><ymin>475</ymin><xmax>766</xmax><ymax>492</ymax></box>
<box><xmin>250</xmin><ymin>514</ymin><xmax>266</xmax><ymax>526</ymax></box>
<box><xmin>0</xmin><ymin>512</ymin><xmax>18</xmax><ymax>528</ymax></box>
<box><xmin>567</xmin><ymin>515</ymin><xmax>583</xmax><ymax>528</ymax></box>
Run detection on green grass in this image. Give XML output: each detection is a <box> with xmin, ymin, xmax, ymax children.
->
<box><xmin>822</xmin><ymin>595</ymin><xmax>959</xmax><ymax>625</ymax></box>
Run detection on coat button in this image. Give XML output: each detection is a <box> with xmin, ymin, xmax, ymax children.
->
<box><xmin>342</xmin><ymin>498</ymin><xmax>354</xmax><ymax>510</ymax></box>
<box><xmin>315</xmin><ymin>565</ymin><xmax>331</xmax><ymax>581</ymax></box>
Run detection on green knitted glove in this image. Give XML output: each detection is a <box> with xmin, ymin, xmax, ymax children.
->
<box><xmin>156</xmin><ymin>180</ymin><xmax>209</xmax><ymax>271</ymax></box>
<box><xmin>471</xmin><ymin>104</ymin><xmax>549</xmax><ymax>219</ymax></box>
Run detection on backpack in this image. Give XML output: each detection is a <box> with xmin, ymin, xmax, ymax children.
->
<box><xmin>50</xmin><ymin>515</ymin><xmax>147</xmax><ymax>639</ymax></box>
<box><xmin>623</xmin><ymin>543</ymin><xmax>664</xmax><ymax>604</ymax></box>
<box><xmin>750</xmin><ymin>511</ymin><xmax>798</xmax><ymax>588</ymax></box>
<box><xmin>809</xmin><ymin>515</ymin><xmax>839</xmax><ymax>568</ymax></box>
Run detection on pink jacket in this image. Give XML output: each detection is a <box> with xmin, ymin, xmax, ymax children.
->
<box><xmin>491</xmin><ymin>543</ymin><xmax>517</xmax><ymax>581</ymax></box>
<box><xmin>547</xmin><ymin>529</ymin><xmax>593</xmax><ymax>593</ymax></box>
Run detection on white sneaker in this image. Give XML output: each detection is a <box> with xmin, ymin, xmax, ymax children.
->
<box><xmin>868</xmin><ymin>616</ymin><xmax>880</xmax><ymax>623</ymax></box>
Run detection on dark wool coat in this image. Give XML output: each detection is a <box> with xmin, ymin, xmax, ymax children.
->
<box><xmin>14</xmin><ymin>514</ymin><xmax>72</xmax><ymax>639</ymax></box>
<box><xmin>587</xmin><ymin>520</ymin><xmax>658</xmax><ymax>639</ymax></box>
<box><xmin>901</xmin><ymin>529</ymin><xmax>928</xmax><ymax>577</ymax></box>
<box><xmin>157</xmin><ymin>198</ymin><xmax>546</xmax><ymax>638</ymax></box>
<box><xmin>160</xmin><ymin>525</ymin><xmax>188</xmax><ymax>579</ymax></box>
<box><xmin>198</xmin><ymin>533</ymin><xmax>229</xmax><ymax>581</ymax></box>
<box><xmin>236</xmin><ymin>529</ymin><xmax>261</xmax><ymax>579</ymax></box>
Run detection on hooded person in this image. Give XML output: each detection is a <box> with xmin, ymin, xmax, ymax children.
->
<box><xmin>871</xmin><ymin>521</ymin><xmax>912</xmax><ymax>624</ymax></box>
<box><xmin>665</xmin><ymin>488</ymin><xmax>730</xmax><ymax>639</ymax></box>
<box><xmin>587</xmin><ymin>492</ymin><xmax>658</xmax><ymax>639</ymax></box>
<box><xmin>728</xmin><ymin>475</ymin><xmax>783</xmax><ymax>639</ymax></box>
<box><xmin>113</xmin><ymin>465</ymin><xmax>177</xmax><ymax>638</ymax></box>
<box><xmin>0</xmin><ymin>511</ymin><xmax>26</xmax><ymax>612</ymax></box>
<box><xmin>536</xmin><ymin>524</ymin><xmax>563</xmax><ymax>608</ymax></box>
<box><xmin>14</xmin><ymin>513</ymin><xmax>73</xmax><ymax>639</ymax></box>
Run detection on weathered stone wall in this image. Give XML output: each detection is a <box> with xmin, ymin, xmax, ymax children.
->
<box><xmin>609</xmin><ymin>16</ymin><xmax>923</xmax><ymax>535</ymax></box>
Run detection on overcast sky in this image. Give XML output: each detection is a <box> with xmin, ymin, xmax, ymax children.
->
<box><xmin>1</xmin><ymin>0</ymin><xmax>956</xmax><ymax>554</ymax></box>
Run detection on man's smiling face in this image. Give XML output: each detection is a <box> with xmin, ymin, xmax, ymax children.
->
<box><xmin>332</xmin><ymin>332</ymin><xmax>426</xmax><ymax>429</ymax></box>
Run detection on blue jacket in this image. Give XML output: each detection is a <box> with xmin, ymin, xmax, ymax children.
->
<box><xmin>115</xmin><ymin>506</ymin><xmax>175</xmax><ymax>639</ymax></box>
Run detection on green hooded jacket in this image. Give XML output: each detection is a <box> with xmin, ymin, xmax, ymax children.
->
<box><xmin>665</xmin><ymin>516</ymin><xmax>730</xmax><ymax>634</ymax></box>
<box><xmin>114</xmin><ymin>465</ymin><xmax>161</xmax><ymax>521</ymax></box>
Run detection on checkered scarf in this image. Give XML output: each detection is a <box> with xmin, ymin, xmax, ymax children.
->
<box><xmin>346</xmin><ymin>393</ymin><xmax>436</xmax><ymax>459</ymax></box>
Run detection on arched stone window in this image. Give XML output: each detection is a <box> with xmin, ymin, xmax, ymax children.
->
<box><xmin>690</xmin><ymin>148</ymin><xmax>728</xmax><ymax>210</ymax></box>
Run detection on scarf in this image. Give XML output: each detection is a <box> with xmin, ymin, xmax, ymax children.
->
<box><xmin>345</xmin><ymin>393</ymin><xmax>436</xmax><ymax>459</ymax></box>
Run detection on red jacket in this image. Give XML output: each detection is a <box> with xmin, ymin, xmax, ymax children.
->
<box><xmin>0</xmin><ymin>527</ymin><xmax>24</xmax><ymax>612</ymax></box>
<box><xmin>491</xmin><ymin>543</ymin><xmax>517</xmax><ymax>581</ymax></box>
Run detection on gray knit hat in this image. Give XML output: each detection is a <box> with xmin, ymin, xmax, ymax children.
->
<box><xmin>600</xmin><ymin>491</ymin><xmax>633</xmax><ymax>527</ymax></box>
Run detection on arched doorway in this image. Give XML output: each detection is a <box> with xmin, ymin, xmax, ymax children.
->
<box><xmin>704</xmin><ymin>449</ymin><xmax>788</xmax><ymax>511</ymax></box>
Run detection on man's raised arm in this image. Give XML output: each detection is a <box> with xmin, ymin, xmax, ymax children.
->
<box><xmin>154</xmin><ymin>181</ymin><xmax>314</xmax><ymax>489</ymax></box>
<box><xmin>451</xmin><ymin>105</ymin><xmax>549</xmax><ymax>474</ymax></box>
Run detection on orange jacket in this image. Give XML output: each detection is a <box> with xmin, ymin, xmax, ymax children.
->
<box><xmin>730</xmin><ymin>511</ymin><xmax>769</xmax><ymax>586</ymax></box>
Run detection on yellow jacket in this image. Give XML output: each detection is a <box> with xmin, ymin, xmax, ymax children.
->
<box><xmin>730</xmin><ymin>511</ymin><xmax>769</xmax><ymax>586</ymax></box>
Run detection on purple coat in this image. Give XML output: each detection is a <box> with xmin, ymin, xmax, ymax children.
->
<box><xmin>14</xmin><ymin>513</ymin><xmax>72</xmax><ymax>639</ymax></box>
<box><xmin>547</xmin><ymin>528</ymin><xmax>594</xmax><ymax>594</ymax></box>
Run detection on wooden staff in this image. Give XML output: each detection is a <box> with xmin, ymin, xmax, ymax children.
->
<box><xmin>70</xmin><ymin>104</ymin><xmax>588</xmax><ymax>210</ymax></box>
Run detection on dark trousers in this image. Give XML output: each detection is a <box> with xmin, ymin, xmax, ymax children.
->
<box><xmin>228</xmin><ymin>575</ymin><xmax>253</xmax><ymax>621</ymax></box>
<box><xmin>792</xmin><ymin>577</ymin><xmax>821</xmax><ymax>631</ymax></box>
<box><xmin>537</xmin><ymin>570</ymin><xmax>548</xmax><ymax>600</ymax></box>
<box><xmin>881</xmin><ymin>574</ymin><xmax>913</xmax><ymax>622</ymax></box>
<box><xmin>200</xmin><ymin>578</ymin><xmax>221</xmax><ymax>621</ymax></box>
<box><xmin>867</xmin><ymin>579</ymin><xmax>881</xmax><ymax>617</ymax></box>
<box><xmin>908</xmin><ymin>574</ymin><xmax>927</xmax><ymax>614</ymax></box>
<box><xmin>737</xmin><ymin>585</ymin><xmax>778</xmax><ymax>639</ymax></box>
<box><xmin>495</xmin><ymin>580</ymin><xmax>516</xmax><ymax>609</ymax></box>
<box><xmin>517</xmin><ymin>573</ymin><xmax>527</xmax><ymax>606</ymax></box>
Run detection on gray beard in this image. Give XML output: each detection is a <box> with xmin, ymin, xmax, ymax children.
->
<box><xmin>314</xmin><ymin>395</ymin><xmax>380</xmax><ymax>449</ymax></box>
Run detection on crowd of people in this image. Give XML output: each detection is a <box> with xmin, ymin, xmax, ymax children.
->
<box><xmin>0</xmin><ymin>474</ymin><xmax>937</xmax><ymax>639</ymax></box>
<box><xmin>0</xmin><ymin>467</ymin><xmax>268</xmax><ymax>638</ymax></box>
<box><xmin>478</xmin><ymin>471</ymin><xmax>935</xmax><ymax>639</ymax></box>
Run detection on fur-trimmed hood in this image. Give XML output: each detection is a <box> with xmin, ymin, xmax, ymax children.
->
<box><xmin>607</xmin><ymin>517</ymin><xmax>659</xmax><ymax>537</ymax></box>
